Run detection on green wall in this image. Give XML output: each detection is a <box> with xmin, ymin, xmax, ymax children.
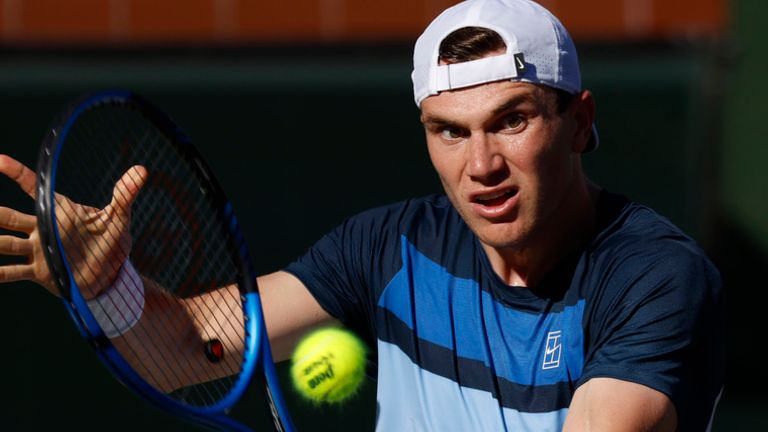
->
<box><xmin>723</xmin><ymin>0</ymin><xmax>768</xmax><ymax>253</ymax></box>
<box><xmin>714</xmin><ymin>0</ymin><xmax>768</xmax><ymax>428</ymax></box>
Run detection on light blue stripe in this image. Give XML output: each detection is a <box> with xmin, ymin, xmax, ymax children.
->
<box><xmin>376</xmin><ymin>340</ymin><xmax>568</xmax><ymax>432</ymax></box>
<box><xmin>378</xmin><ymin>236</ymin><xmax>584</xmax><ymax>386</ymax></box>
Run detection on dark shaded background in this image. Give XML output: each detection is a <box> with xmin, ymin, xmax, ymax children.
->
<box><xmin>1</xmin><ymin>1</ymin><xmax>767</xmax><ymax>430</ymax></box>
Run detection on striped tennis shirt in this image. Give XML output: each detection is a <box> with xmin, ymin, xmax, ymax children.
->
<box><xmin>285</xmin><ymin>191</ymin><xmax>724</xmax><ymax>431</ymax></box>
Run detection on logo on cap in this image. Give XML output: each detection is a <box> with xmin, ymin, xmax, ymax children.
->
<box><xmin>514</xmin><ymin>53</ymin><xmax>526</xmax><ymax>74</ymax></box>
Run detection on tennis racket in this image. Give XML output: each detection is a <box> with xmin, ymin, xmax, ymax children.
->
<box><xmin>35</xmin><ymin>90</ymin><xmax>294</xmax><ymax>431</ymax></box>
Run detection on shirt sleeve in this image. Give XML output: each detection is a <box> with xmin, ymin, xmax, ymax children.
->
<box><xmin>579</xmin><ymin>240</ymin><xmax>725</xmax><ymax>431</ymax></box>
<box><xmin>282</xmin><ymin>202</ymin><xmax>407</xmax><ymax>348</ymax></box>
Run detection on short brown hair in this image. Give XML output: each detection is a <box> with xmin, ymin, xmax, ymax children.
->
<box><xmin>438</xmin><ymin>26</ymin><xmax>574</xmax><ymax>113</ymax></box>
<box><xmin>438</xmin><ymin>26</ymin><xmax>506</xmax><ymax>64</ymax></box>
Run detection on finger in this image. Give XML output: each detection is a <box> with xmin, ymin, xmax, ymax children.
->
<box><xmin>0</xmin><ymin>154</ymin><xmax>37</xmax><ymax>198</ymax></box>
<box><xmin>110</xmin><ymin>165</ymin><xmax>149</xmax><ymax>213</ymax></box>
<box><xmin>0</xmin><ymin>206</ymin><xmax>36</xmax><ymax>233</ymax></box>
<box><xmin>0</xmin><ymin>235</ymin><xmax>32</xmax><ymax>256</ymax></box>
<box><xmin>0</xmin><ymin>264</ymin><xmax>34</xmax><ymax>283</ymax></box>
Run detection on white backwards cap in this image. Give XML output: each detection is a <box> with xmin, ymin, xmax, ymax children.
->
<box><xmin>412</xmin><ymin>0</ymin><xmax>599</xmax><ymax>151</ymax></box>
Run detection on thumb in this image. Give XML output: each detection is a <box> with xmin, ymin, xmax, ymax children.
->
<box><xmin>110</xmin><ymin>165</ymin><xmax>148</xmax><ymax>214</ymax></box>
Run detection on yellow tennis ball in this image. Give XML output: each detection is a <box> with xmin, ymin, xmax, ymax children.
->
<box><xmin>290</xmin><ymin>327</ymin><xmax>367</xmax><ymax>404</ymax></box>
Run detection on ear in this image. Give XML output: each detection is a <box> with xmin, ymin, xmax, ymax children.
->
<box><xmin>571</xmin><ymin>90</ymin><xmax>596</xmax><ymax>154</ymax></box>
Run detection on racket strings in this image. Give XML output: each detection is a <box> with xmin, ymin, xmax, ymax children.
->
<box><xmin>120</xmin><ymin>129</ymin><xmax>243</xmax><ymax>401</ymax></box>
<box><xmin>58</xmin><ymin>118</ymin><xmax>211</xmax><ymax>395</ymax></box>
<box><xmin>123</xmin><ymin>119</ymin><xmax>251</xmax><ymax>357</ymax></box>
<box><xmin>118</xmin><ymin>108</ymin><xmax>249</xmax><ymax>360</ymax></box>
<box><xmin>108</xmin><ymin>108</ymin><xmax>243</xmax><ymax>402</ymax></box>
<box><xmin>115</xmin><ymin>105</ymin><xmax>252</xmax><ymax>399</ymax></box>
<box><xmin>53</xmin><ymin>186</ymin><xmax>196</xmax><ymax>395</ymax></box>
<box><xmin>54</xmin><ymin>103</ymin><xmax>248</xmax><ymax>407</ymax></box>
<box><xmin>116</xmin><ymin>109</ymin><xmax>239</xmax><ymax>404</ymax></box>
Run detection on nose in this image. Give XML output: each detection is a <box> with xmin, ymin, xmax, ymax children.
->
<box><xmin>466</xmin><ymin>133</ymin><xmax>507</xmax><ymax>185</ymax></box>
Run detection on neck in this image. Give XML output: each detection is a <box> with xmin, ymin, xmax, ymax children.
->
<box><xmin>483</xmin><ymin>177</ymin><xmax>601</xmax><ymax>287</ymax></box>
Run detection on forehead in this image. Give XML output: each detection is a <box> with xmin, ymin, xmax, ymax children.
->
<box><xmin>420</xmin><ymin>81</ymin><xmax>557</xmax><ymax>122</ymax></box>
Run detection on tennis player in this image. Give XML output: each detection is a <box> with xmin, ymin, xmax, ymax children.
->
<box><xmin>0</xmin><ymin>0</ymin><xmax>724</xmax><ymax>430</ymax></box>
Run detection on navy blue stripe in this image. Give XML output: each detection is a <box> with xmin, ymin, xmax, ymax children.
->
<box><xmin>376</xmin><ymin>306</ymin><xmax>574</xmax><ymax>413</ymax></box>
<box><xmin>378</xmin><ymin>236</ymin><xmax>585</xmax><ymax>387</ymax></box>
<box><xmin>403</xmin><ymin>200</ymin><xmax>586</xmax><ymax>312</ymax></box>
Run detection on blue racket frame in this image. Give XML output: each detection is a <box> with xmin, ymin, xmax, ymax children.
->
<box><xmin>36</xmin><ymin>89</ymin><xmax>295</xmax><ymax>432</ymax></box>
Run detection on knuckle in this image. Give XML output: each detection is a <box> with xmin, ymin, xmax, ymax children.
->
<box><xmin>11</xmin><ymin>238</ymin><xmax>23</xmax><ymax>253</ymax></box>
<box><xmin>8</xmin><ymin>211</ymin><xmax>19</xmax><ymax>228</ymax></box>
<box><xmin>8</xmin><ymin>238</ymin><xmax>16</xmax><ymax>253</ymax></box>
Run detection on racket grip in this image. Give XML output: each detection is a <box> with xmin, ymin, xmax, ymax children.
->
<box><xmin>86</xmin><ymin>260</ymin><xmax>145</xmax><ymax>338</ymax></box>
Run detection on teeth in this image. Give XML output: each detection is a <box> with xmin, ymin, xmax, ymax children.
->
<box><xmin>476</xmin><ymin>190</ymin><xmax>508</xmax><ymax>201</ymax></box>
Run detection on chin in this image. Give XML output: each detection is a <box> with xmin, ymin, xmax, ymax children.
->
<box><xmin>478</xmin><ymin>234</ymin><xmax>524</xmax><ymax>250</ymax></box>
<box><xmin>472</xmin><ymin>221</ymin><xmax>528</xmax><ymax>250</ymax></box>
<box><xmin>449</xmin><ymin>194</ymin><xmax>529</xmax><ymax>249</ymax></box>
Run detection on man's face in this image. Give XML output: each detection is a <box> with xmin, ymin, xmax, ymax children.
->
<box><xmin>420</xmin><ymin>81</ymin><xmax>585</xmax><ymax>251</ymax></box>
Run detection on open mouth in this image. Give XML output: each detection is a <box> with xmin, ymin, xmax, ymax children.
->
<box><xmin>473</xmin><ymin>188</ymin><xmax>518</xmax><ymax>208</ymax></box>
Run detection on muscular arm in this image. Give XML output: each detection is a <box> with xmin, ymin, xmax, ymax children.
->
<box><xmin>258</xmin><ymin>271</ymin><xmax>338</xmax><ymax>361</ymax></box>
<box><xmin>563</xmin><ymin>378</ymin><xmax>677</xmax><ymax>432</ymax></box>
<box><xmin>114</xmin><ymin>270</ymin><xmax>335</xmax><ymax>392</ymax></box>
<box><xmin>1</xmin><ymin>154</ymin><xmax>335</xmax><ymax>392</ymax></box>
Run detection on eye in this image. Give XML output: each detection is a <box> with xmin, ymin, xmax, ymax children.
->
<box><xmin>439</xmin><ymin>127</ymin><xmax>465</xmax><ymax>141</ymax></box>
<box><xmin>501</xmin><ymin>115</ymin><xmax>525</xmax><ymax>131</ymax></box>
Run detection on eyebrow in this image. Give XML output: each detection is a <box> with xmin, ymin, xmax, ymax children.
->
<box><xmin>420</xmin><ymin>93</ymin><xmax>539</xmax><ymax>126</ymax></box>
<box><xmin>490</xmin><ymin>93</ymin><xmax>538</xmax><ymax>117</ymax></box>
